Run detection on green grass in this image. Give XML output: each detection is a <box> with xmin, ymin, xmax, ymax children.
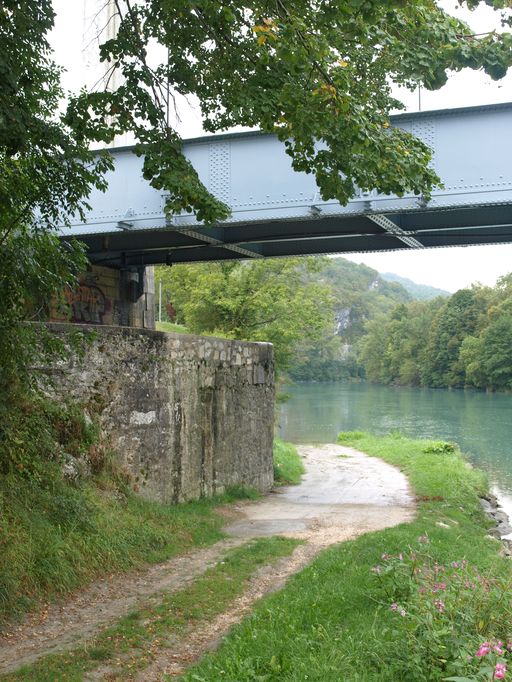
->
<box><xmin>155</xmin><ymin>321</ymin><xmax>232</xmax><ymax>341</ymax></box>
<box><xmin>182</xmin><ymin>432</ymin><xmax>512</xmax><ymax>682</ymax></box>
<box><xmin>0</xmin><ymin>476</ymin><xmax>259</xmax><ymax>627</ymax></box>
<box><xmin>156</xmin><ymin>321</ymin><xmax>190</xmax><ymax>334</ymax></box>
<box><xmin>273</xmin><ymin>438</ymin><xmax>305</xmax><ymax>486</ymax></box>
<box><xmin>4</xmin><ymin>537</ymin><xmax>301</xmax><ymax>681</ymax></box>
<box><xmin>0</xmin><ymin>392</ymin><xmax>263</xmax><ymax>629</ymax></box>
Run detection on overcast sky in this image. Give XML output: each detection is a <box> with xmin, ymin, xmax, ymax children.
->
<box><xmin>51</xmin><ymin>0</ymin><xmax>512</xmax><ymax>292</ymax></box>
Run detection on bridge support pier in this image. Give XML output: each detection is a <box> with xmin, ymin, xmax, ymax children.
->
<box><xmin>49</xmin><ymin>264</ymin><xmax>155</xmax><ymax>329</ymax></box>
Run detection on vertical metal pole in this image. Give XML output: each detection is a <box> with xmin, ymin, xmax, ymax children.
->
<box><xmin>158</xmin><ymin>280</ymin><xmax>162</xmax><ymax>323</ymax></box>
<box><xmin>418</xmin><ymin>84</ymin><xmax>422</xmax><ymax>112</ymax></box>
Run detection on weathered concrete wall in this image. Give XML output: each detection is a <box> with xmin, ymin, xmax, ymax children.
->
<box><xmin>49</xmin><ymin>265</ymin><xmax>155</xmax><ymax>329</ymax></box>
<box><xmin>45</xmin><ymin>324</ymin><xmax>275</xmax><ymax>502</ymax></box>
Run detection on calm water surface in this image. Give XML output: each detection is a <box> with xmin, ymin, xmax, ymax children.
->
<box><xmin>278</xmin><ymin>382</ymin><xmax>512</xmax><ymax>497</ymax></box>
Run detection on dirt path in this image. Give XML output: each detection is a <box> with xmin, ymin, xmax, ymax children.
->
<box><xmin>0</xmin><ymin>538</ymin><xmax>247</xmax><ymax>675</ymax></box>
<box><xmin>0</xmin><ymin>444</ymin><xmax>415</xmax><ymax>677</ymax></box>
<box><xmin>134</xmin><ymin>443</ymin><xmax>415</xmax><ymax>679</ymax></box>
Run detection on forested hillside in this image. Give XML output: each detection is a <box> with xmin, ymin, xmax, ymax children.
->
<box><xmin>156</xmin><ymin>258</ymin><xmax>512</xmax><ymax>390</ymax></box>
<box><xmin>287</xmin><ymin>258</ymin><xmax>411</xmax><ymax>381</ymax></box>
<box><xmin>359</xmin><ymin>274</ymin><xmax>512</xmax><ymax>390</ymax></box>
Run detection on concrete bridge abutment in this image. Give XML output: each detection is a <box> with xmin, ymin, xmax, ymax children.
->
<box><xmin>45</xmin><ymin>324</ymin><xmax>275</xmax><ymax>503</ymax></box>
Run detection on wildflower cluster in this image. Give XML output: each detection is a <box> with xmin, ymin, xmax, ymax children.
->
<box><xmin>369</xmin><ymin>536</ymin><xmax>512</xmax><ymax>680</ymax></box>
<box><xmin>461</xmin><ymin>640</ymin><xmax>510</xmax><ymax>680</ymax></box>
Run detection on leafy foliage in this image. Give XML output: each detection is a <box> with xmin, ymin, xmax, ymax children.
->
<box><xmin>359</xmin><ymin>273</ymin><xmax>512</xmax><ymax>391</ymax></box>
<box><xmin>155</xmin><ymin>258</ymin><xmax>334</xmax><ymax>372</ymax></box>
<box><xmin>0</xmin><ymin>394</ymin><xmax>98</xmax><ymax>483</ymax></box>
<box><xmin>0</xmin><ymin>1</ymin><xmax>111</xmax><ymax>393</ymax></box>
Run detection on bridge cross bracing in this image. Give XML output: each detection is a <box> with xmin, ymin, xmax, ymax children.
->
<box><xmin>62</xmin><ymin>102</ymin><xmax>512</xmax><ymax>267</ymax></box>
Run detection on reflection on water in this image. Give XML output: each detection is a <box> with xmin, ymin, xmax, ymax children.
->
<box><xmin>278</xmin><ymin>382</ymin><xmax>512</xmax><ymax>492</ymax></box>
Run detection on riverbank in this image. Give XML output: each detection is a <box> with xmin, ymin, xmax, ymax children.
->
<box><xmin>3</xmin><ymin>434</ymin><xmax>511</xmax><ymax>680</ymax></box>
<box><xmin>184</xmin><ymin>432</ymin><xmax>512</xmax><ymax>681</ymax></box>
<box><xmin>278</xmin><ymin>380</ymin><xmax>512</xmax><ymax>511</ymax></box>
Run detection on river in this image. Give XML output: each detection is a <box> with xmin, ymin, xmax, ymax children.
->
<box><xmin>278</xmin><ymin>381</ymin><xmax>512</xmax><ymax>513</ymax></box>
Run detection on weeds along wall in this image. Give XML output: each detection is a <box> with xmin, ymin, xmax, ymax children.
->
<box><xmin>44</xmin><ymin>324</ymin><xmax>275</xmax><ymax>503</ymax></box>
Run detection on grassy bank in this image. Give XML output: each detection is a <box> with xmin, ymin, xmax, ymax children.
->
<box><xmin>0</xmin><ymin>395</ymin><xmax>259</xmax><ymax>628</ymax></box>
<box><xmin>0</xmin><ymin>475</ymin><xmax>249</xmax><ymax>628</ymax></box>
<box><xmin>183</xmin><ymin>432</ymin><xmax>512</xmax><ymax>682</ymax></box>
<box><xmin>272</xmin><ymin>438</ymin><xmax>305</xmax><ymax>486</ymax></box>
<box><xmin>0</xmin><ymin>389</ymin><xmax>299</xmax><ymax>629</ymax></box>
<box><xmin>155</xmin><ymin>321</ymin><xmax>189</xmax><ymax>334</ymax></box>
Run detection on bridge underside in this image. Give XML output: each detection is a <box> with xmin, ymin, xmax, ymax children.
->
<box><xmin>63</xmin><ymin>103</ymin><xmax>512</xmax><ymax>267</ymax></box>
<box><xmin>80</xmin><ymin>203</ymin><xmax>512</xmax><ymax>267</ymax></box>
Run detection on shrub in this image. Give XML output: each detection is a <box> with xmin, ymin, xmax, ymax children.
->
<box><xmin>371</xmin><ymin>540</ymin><xmax>512</xmax><ymax>681</ymax></box>
<box><xmin>423</xmin><ymin>441</ymin><xmax>458</xmax><ymax>454</ymax></box>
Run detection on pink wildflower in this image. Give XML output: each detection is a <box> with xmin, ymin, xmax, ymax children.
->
<box><xmin>433</xmin><ymin>599</ymin><xmax>445</xmax><ymax>613</ymax></box>
<box><xmin>381</xmin><ymin>553</ymin><xmax>390</xmax><ymax>561</ymax></box>
<box><xmin>398</xmin><ymin>553</ymin><xmax>404</xmax><ymax>561</ymax></box>
<box><xmin>399</xmin><ymin>608</ymin><xmax>406</xmax><ymax>617</ymax></box>
<box><xmin>476</xmin><ymin>643</ymin><xmax>492</xmax><ymax>657</ymax></box>
<box><xmin>495</xmin><ymin>662</ymin><xmax>507</xmax><ymax>679</ymax></box>
<box><xmin>418</xmin><ymin>535</ymin><xmax>429</xmax><ymax>544</ymax></box>
<box><xmin>432</xmin><ymin>582</ymin><xmax>447</xmax><ymax>593</ymax></box>
<box><xmin>371</xmin><ymin>566</ymin><xmax>382</xmax><ymax>575</ymax></box>
<box><xmin>451</xmin><ymin>561</ymin><xmax>460</xmax><ymax>569</ymax></box>
<box><xmin>390</xmin><ymin>603</ymin><xmax>398</xmax><ymax>612</ymax></box>
<box><xmin>494</xmin><ymin>642</ymin><xmax>505</xmax><ymax>655</ymax></box>
<box><xmin>507</xmin><ymin>641</ymin><xmax>512</xmax><ymax>652</ymax></box>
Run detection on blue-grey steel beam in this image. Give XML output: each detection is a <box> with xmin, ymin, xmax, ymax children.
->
<box><xmin>60</xmin><ymin>102</ymin><xmax>512</xmax><ymax>265</ymax></box>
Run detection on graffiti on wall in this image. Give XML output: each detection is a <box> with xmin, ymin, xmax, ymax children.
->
<box><xmin>51</xmin><ymin>272</ymin><xmax>117</xmax><ymax>325</ymax></box>
<box><xmin>68</xmin><ymin>283</ymin><xmax>109</xmax><ymax>324</ymax></box>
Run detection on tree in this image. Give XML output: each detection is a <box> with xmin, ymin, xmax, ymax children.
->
<box><xmin>422</xmin><ymin>288</ymin><xmax>490</xmax><ymax>387</ymax></box>
<box><xmin>0</xmin><ymin>1</ymin><xmax>110</xmax><ymax>391</ymax></box>
<box><xmin>156</xmin><ymin>259</ymin><xmax>334</xmax><ymax>372</ymax></box>
<box><xmin>357</xmin><ymin>278</ymin><xmax>512</xmax><ymax>392</ymax></box>
<box><xmin>67</xmin><ymin>1</ymin><xmax>512</xmax><ymax>226</ymax></box>
<box><xmin>480</xmin><ymin>313</ymin><xmax>512</xmax><ymax>390</ymax></box>
<box><xmin>358</xmin><ymin>297</ymin><xmax>446</xmax><ymax>386</ymax></box>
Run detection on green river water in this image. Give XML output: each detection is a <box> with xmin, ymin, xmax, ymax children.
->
<box><xmin>278</xmin><ymin>381</ymin><xmax>512</xmax><ymax>502</ymax></box>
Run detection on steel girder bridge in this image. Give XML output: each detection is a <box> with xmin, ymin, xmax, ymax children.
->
<box><xmin>63</xmin><ymin>102</ymin><xmax>512</xmax><ymax>267</ymax></box>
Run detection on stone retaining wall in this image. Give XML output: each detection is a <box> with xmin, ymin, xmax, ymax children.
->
<box><xmin>45</xmin><ymin>324</ymin><xmax>275</xmax><ymax>502</ymax></box>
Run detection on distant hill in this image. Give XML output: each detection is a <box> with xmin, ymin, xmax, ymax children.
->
<box><xmin>288</xmin><ymin>257</ymin><xmax>412</xmax><ymax>381</ymax></box>
<box><xmin>288</xmin><ymin>260</ymin><xmax>451</xmax><ymax>382</ymax></box>
<box><xmin>318</xmin><ymin>258</ymin><xmax>411</xmax><ymax>343</ymax></box>
<box><xmin>380</xmin><ymin>273</ymin><xmax>449</xmax><ymax>300</ymax></box>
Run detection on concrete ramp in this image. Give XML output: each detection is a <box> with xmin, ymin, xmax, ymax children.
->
<box><xmin>225</xmin><ymin>443</ymin><xmax>415</xmax><ymax>541</ymax></box>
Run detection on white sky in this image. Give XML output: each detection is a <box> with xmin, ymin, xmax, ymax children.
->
<box><xmin>50</xmin><ymin>0</ymin><xmax>512</xmax><ymax>292</ymax></box>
